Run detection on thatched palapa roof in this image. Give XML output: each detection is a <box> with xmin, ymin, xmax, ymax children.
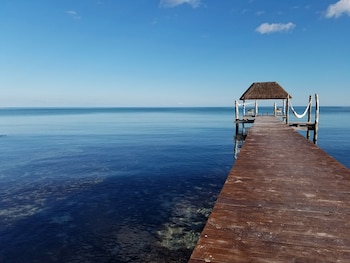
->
<box><xmin>240</xmin><ymin>82</ymin><xmax>291</xmax><ymax>100</ymax></box>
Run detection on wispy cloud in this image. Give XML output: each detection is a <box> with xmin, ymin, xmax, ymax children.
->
<box><xmin>255</xmin><ymin>10</ymin><xmax>265</xmax><ymax>16</ymax></box>
<box><xmin>256</xmin><ymin>22</ymin><xmax>296</xmax><ymax>34</ymax></box>
<box><xmin>159</xmin><ymin>0</ymin><xmax>201</xmax><ymax>8</ymax></box>
<box><xmin>325</xmin><ymin>0</ymin><xmax>350</xmax><ymax>18</ymax></box>
<box><xmin>66</xmin><ymin>10</ymin><xmax>81</xmax><ymax>20</ymax></box>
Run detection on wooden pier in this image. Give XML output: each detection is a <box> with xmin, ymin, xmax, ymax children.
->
<box><xmin>189</xmin><ymin>116</ymin><xmax>350</xmax><ymax>262</ymax></box>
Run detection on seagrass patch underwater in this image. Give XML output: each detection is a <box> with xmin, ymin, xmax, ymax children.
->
<box><xmin>0</xmin><ymin>108</ymin><xmax>234</xmax><ymax>262</ymax></box>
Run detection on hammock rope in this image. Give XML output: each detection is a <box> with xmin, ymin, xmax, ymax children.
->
<box><xmin>237</xmin><ymin>101</ymin><xmax>255</xmax><ymax>106</ymax></box>
<box><xmin>290</xmin><ymin>100</ymin><xmax>312</xmax><ymax>119</ymax></box>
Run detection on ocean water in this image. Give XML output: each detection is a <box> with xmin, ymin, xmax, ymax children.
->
<box><xmin>0</xmin><ymin>107</ymin><xmax>349</xmax><ymax>262</ymax></box>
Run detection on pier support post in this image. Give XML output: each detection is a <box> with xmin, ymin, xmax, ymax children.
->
<box><xmin>235</xmin><ymin>100</ymin><xmax>240</xmax><ymax>139</ymax></box>
<box><xmin>286</xmin><ymin>96</ymin><xmax>290</xmax><ymax>124</ymax></box>
<box><xmin>235</xmin><ymin>100</ymin><xmax>239</xmax><ymax>121</ymax></box>
<box><xmin>243</xmin><ymin>101</ymin><xmax>246</xmax><ymax>117</ymax></box>
<box><xmin>314</xmin><ymin>94</ymin><xmax>319</xmax><ymax>144</ymax></box>
<box><xmin>307</xmin><ymin>95</ymin><xmax>312</xmax><ymax>140</ymax></box>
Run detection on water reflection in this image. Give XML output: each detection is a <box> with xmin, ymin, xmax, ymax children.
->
<box><xmin>233</xmin><ymin>122</ymin><xmax>251</xmax><ymax>159</ymax></box>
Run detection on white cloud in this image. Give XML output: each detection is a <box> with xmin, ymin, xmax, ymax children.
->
<box><xmin>66</xmin><ymin>10</ymin><xmax>81</xmax><ymax>19</ymax></box>
<box><xmin>256</xmin><ymin>22</ymin><xmax>296</xmax><ymax>34</ymax></box>
<box><xmin>325</xmin><ymin>0</ymin><xmax>350</xmax><ymax>18</ymax></box>
<box><xmin>255</xmin><ymin>10</ymin><xmax>265</xmax><ymax>16</ymax></box>
<box><xmin>67</xmin><ymin>10</ymin><xmax>77</xmax><ymax>15</ymax></box>
<box><xmin>159</xmin><ymin>0</ymin><xmax>201</xmax><ymax>8</ymax></box>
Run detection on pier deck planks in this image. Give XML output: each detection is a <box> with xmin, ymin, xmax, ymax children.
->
<box><xmin>189</xmin><ymin>116</ymin><xmax>350</xmax><ymax>263</ymax></box>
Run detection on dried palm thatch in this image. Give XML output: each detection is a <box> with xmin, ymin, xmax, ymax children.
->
<box><xmin>240</xmin><ymin>82</ymin><xmax>292</xmax><ymax>100</ymax></box>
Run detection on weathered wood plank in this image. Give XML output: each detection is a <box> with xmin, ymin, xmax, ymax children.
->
<box><xmin>189</xmin><ymin>116</ymin><xmax>350</xmax><ymax>263</ymax></box>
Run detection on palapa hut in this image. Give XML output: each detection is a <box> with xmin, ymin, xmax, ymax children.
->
<box><xmin>235</xmin><ymin>81</ymin><xmax>319</xmax><ymax>144</ymax></box>
<box><xmin>240</xmin><ymin>82</ymin><xmax>291</xmax><ymax>101</ymax></box>
<box><xmin>238</xmin><ymin>82</ymin><xmax>291</xmax><ymax>118</ymax></box>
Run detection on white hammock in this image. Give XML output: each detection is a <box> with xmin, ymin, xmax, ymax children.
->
<box><xmin>290</xmin><ymin>101</ymin><xmax>311</xmax><ymax>119</ymax></box>
<box><xmin>237</xmin><ymin>101</ymin><xmax>255</xmax><ymax>106</ymax></box>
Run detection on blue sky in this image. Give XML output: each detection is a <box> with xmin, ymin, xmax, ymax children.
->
<box><xmin>1</xmin><ymin>0</ymin><xmax>349</xmax><ymax>107</ymax></box>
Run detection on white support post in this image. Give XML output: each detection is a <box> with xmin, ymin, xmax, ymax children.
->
<box><xmin>235</xmin><ymin>100</ymin><xmax>239</xmax><ymax>121</ymax></box>
<box><xmin>307</xmin><ymin>95</ymin><xmax>312</xmax><ymax>140</ymax></box>
<box><xmin>243</xmin><ymin>100</ymin><xmax>246</xmax><ymax>117</ymax></box>
<box><xmin>308</xmin><ymin>95</ymin><xmax>312</xmax><ymax>123</ymax></box>
<box><xmin>314</xmin><ymin>94</ymin><xmax>319</xmax><ymax>144</ymax></box>
<box><xmin>286</xmin><ymin>96</ymin><xmax>290</xmax><ymax>124</ymax></box>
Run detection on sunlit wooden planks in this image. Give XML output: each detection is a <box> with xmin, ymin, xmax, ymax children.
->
<box><xmin>189</xmin><ymin>116</ymin><xmax>350</xmax><ymax>263</ymax></box>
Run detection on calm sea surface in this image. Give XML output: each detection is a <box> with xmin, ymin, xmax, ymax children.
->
<box><xmin>0</xmin><ymin>107</ymin><xmax>349</xmax><ymax>262</ymax></box>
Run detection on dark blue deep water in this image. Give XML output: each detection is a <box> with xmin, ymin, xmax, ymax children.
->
<box><xmin>0</xmin><ymin>107</ymin><xmax>349</xmax><ymax>262</ymax></box>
